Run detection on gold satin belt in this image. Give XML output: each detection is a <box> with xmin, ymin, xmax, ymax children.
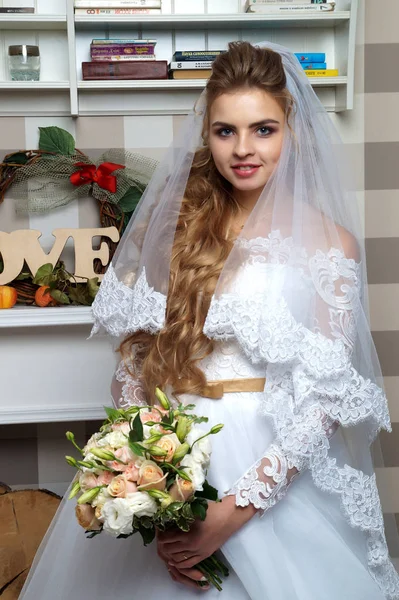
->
<box><xmin>199</xmin><ymin>377</ymin><xmax>266</xmax><ymax>399</ymax></box>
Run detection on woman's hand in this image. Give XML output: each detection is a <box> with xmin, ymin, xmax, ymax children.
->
<box><xmin>157</xmin><ymin>532</ymin><xmax>210</xmax><ymax>591</ymax></box>
<box><xmin>157</xmin><ymin>495</ymin><xmax>258</xmax><ymax>571</ymax></box>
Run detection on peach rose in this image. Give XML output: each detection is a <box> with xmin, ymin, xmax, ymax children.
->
<box><xmin>151</xmin><ymin>433</ymin><xmax>180</xmax><ymax>463</ymax></box>
<box><xmin>140</xmin><ymin>409</ymin><xmax>162</xmax><ymax>424</ymax></box>
<box><xmin>111</xmin><ymin>422</ymin><xmax>131</xmax><ymax>435</ymax></box>
<box><xmin>137</xmin><ymin>460</ymin><xmax>167</xmax><ymax>491</ymax></box>
<box><xmin>108</xmin><ymin>446</ymin><xmax>136</xmax><ymax>472</ymax></box>
<box><xmin>79</xmin><ymin>472</ymin><xmax>99</xmax><ymax>492</ymax></box>
<box><xmin>108</xmin><ymin>474</ymin><xmax>138</xmax><ymax>498</ymax></box>
<box><xmin>168</xmin><ymin>477</ymin><xmax>195</xmax><ymax>502</ymax></box>
<box><xmin>75</xmin><ymin>503</ymin><xmax>102</xmax><ymax>531</ymax></box>
<box><xmin>97</xmin><ymin>471</ymin><xmax>114</xmax><ymax>486</ymax></box>
<box><xmin>124</xmin><ymin>461</ymin><xmax>141</xmax><ymax>482</ymax></box>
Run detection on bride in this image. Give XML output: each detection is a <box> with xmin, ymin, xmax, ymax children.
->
<box><xmin>19</xmin><ymin>41</ymin><xmax>399</xmax><ymax>599</ymax></box>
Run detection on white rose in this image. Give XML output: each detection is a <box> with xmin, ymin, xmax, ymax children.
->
<box><xmin>180</xmin><ymin>453</ymin><xmax>206</xmax><ymax>491</ymax></box>
<box><xmin>124</xmin><ymin>491</ymin><xmax>158</xmax><ymax>518</ymax></box>
<box><xmin>101</xmin><ymin>498</ymin><xmax>135</xmax><ymax>536</ymax></box>
<box><xmin>91</xmin><ymin>488</ymin><xmax>111</xmax><ymax>509</ymax></box>
<box><xmin>97</xmin><ymin>431</ymin><xmax>127</xmax><ymax>449</ymax></box>
<box><xmin>83</xmin><ymin>431</ymin><xmax>102</xmax><ymax>454</ymax></box>
<box><xmin>186</xmin><ymin>426</ymin><xmax>212</xmax><ymax>465</ymax></box>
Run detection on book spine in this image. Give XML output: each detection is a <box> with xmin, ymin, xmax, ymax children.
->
<box><xmin>82</xmin><ymin>60</ymin><xmax>168</xmax><ymax>79</ymax></box>
<box><xmin>295</xmin><ymin>53</ymin><xmax>326</xmax><ymax>62</ymax></box>
<box><xmin>91</xmin><ymin>45</ymin><xmax>156</xmax><ymax>55</ymax></box>
<box><xmin>246</xmin><ymin>3</ymin><xmax>335</xmax><ymax>12</ymax></box>
<box><xmin>170</xmin><ymin>61</ymin><xmax>213</xmax><ymax>70</ymax></box>
<box><xmin>0</xmin><ymin>7</ymin><xmax>35</xmax><ymax>12</ymax></box>
<box><xmin>74</xmin><ymin>7</ymin><xmax>161</xmax><ymax>14</ymax></box>
<box><xmin>92</xmin><ymin>38</ymin><xmax>156</xmax><ymax>44</ymax></box>
<box><xmin>171</xmin><ymin>70</ymin><xmax>212</xmax><ymax>79</ymax></box>
<box><xmin>91</xmin><ymin>55</ymin><xmax>156</xmax><ymax>61</ymax></box>
<box><xmin>75</xmin><ymin>0</ymin><xmax>161</xmax><ymax>7</ymax></box>
<box><xmin>301</xmin><ymin>62</ymin><xmax>327</xmax><ymax>70</ymax></box>
<box><xmin>246</xmin><ymin>0</ymin><xmax>326</xmax><ymax>4</ymax></box>
<box><xmin>173</xmin><ymin>51</ymin><xmax>224</xmax><ymax>60</ymax></box>
<box><xmin>304</xmin><ymin>69</ymin><xmax>338</xmax><ymax>76</ymax></box>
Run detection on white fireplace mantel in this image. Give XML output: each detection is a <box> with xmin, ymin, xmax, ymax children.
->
<box><xmin>0</xmin><ymin>306</ymin><xmax>117</xmax><ymax>424</ymax></box>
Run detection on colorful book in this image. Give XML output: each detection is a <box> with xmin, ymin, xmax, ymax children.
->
<box><xmin>0</xmin><ymin>7</ymin><xmax>35</xmax><ymax>12</ymax></box>
<box><xmin>246</xmin><ymin>2</ymin><xmax>336</xmax><ymax>12</ymax></box>
<box><xmin>173</xmin><ymin>51</ymin><xmax>224</xmax><ymax>61</ymax></box>
<box><xmin>75</xmin><ymin>0</ymin><xmax>161</xmax><ymax>7</ymax></box>
<box><xmin>301</xmin><ymin>62</ymin><xmax>327</xmax><ymax>70</ymax></box>
<box><xmin>92</xmin><ymin>55</ymin><xmax>156</xmax><ymax>61</ymax></box>
<box><xmin>82</xmin><ymin>60</ymin><xmax>168</xmax><ymax>80</ymax></box>
<box><xmin>170</xmin><ymin>69</ymin><xmax>212</xmax><ymax>80</ymax></box>
<box><xmin>295</xmin><ymin>53</ymin><xmax>326</xmax><ymax>62</ymax></box>
<box><xmin>90</xmin><ymin>44</ymin><xmax>156</xmax><ymax>56</ymax></box>
<box><xmin>304</xmin><ymin>69</ymin><xmax>338</xmax><ymax>76</ymax></box>
<box><xmin>91</xmin><ymin>39</ymin><xmax>156</xmax><ymax>44</ymax></box>
<box><xmin>170</xmin><ymin>61</ymin><xmax>213</xmax><ymax>70</ymax></box>
<box><xmin>75</xmin><ymin>7</ymin><xmax>162</xmax><ymax>14</ymax></box>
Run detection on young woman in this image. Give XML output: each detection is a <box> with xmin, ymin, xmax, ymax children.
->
<box><xmin>19</xmin><ymin>41</ymin><xmax>399</xmax><ymax>600</ymax></box>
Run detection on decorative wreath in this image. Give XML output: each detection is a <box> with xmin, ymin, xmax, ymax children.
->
<box><xmin>0</xmin><ymin>126</ymin><xmax>158</xmax><ymax>306</ymax></box>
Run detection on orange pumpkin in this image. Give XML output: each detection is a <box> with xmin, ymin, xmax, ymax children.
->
<box><xmin>35</xmin><ymin>286</ymin><xmax>55</xmax><ymax>307</ymax></box>
<box><xmin>0</xmin><ymin>286</ymin><xmax>18</xmax><ymax>309</ymax></box>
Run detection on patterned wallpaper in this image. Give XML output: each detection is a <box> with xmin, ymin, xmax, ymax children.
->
<box><xmin>0</xmin><ymin>0</ymin><xmax>398</xmax><ymax>565</ymax></box>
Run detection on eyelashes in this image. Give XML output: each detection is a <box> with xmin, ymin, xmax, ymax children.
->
<box><xmin>215</xmin><ymin>127</ymin><xmax>274</xmax><ymax>138</ymax></box>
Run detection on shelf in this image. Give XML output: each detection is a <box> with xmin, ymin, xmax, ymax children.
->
<box><xmin>78</xmin><ymin>76</ymin><xmax>347</xmax><ymax>90</ymax></box>
<box><xmin>0</xmin><ymin>81</ymin><xmax>70</xmax><ymax>90</ymax></box>
<box><xmin>75</xmin><ymin>11</ymin><xmax>350</xmax><ymax>30</ymax></box>
<box><xmin>0</xmin><ymin>14</ymin><xmax>67</xmax><ymax>30</ymax></box>
<box><xmin>0</xmin><ymin>306</ymin><xmax>93</xmax><ymax>328</ymax></box>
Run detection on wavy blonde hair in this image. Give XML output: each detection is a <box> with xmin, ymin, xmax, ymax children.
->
<box><xmin>118</xmin><ymin>41</ymin><xmax>295</xmax><ymax>404</ymax></box>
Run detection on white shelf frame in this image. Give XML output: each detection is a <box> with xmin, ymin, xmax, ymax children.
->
<box><xmin>0</xmin><ymin>306</ymin><xmax>93</xmax><ymax>328</ymax></box>
<box><xmin>0</xmin><ymin>2</ymin><xmax>358</xmax><ymax>115</ymax></box>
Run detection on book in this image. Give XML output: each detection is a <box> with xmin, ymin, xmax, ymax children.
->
<box><xmin>170</xmin><ymin>61</ymin><xmax>213</xmax><ymax>70</ymax></box>
<box><xmin>295</xmin><ymin>53</ymin><xmax>326</xmax><ymax>62</ymax></box>
<box><xmin>82</xmin><ymin>60</ymin><xmax>168</xmax><ymax>79</ymax></box>
<box><xmin>246</xmin><ymin>2</ymin><xmax>336</xmax><ymax>12</ymax></box>
<box><xmin>0</xmin><ymin>7</ymin><xmax>35</xmax><ymax>12</ymax></box>
<box><xmin>170</xmin><ymin>69</ymin><xmax>212</xmax><ymax>80</ymax></box>
<box><xmin>91</xmin><ymin>38</ymin><xmax>156</xmax><ymax>44</ymax></box>
<box><xmin>173</xmin><ymin>51</ymin><xmax>224</xmax><ymax>61</ymax></box>
<box><xmin>301</xmin><ymin>62</ymin><xmax>327</xmax><ymax>69</ymax></box>
<box><xmin>75</xmin><ymin>7</ymin><xmax>162</xmax><ymax>13</ymax></box>
<box><xmin>92</xmin><ymin>55</ymin><xmax>156</xmax><ymax>61</ymax></box>
<box><xmin>75</xmin><ymin>0</ymin><xmax>161</xmax><ymax>6</ymax></box>
<box><xmin>91</xmin><ymin>44</ymin><xmax>156</xmax><ymax>56</ymax></box>
<box><xmin>304</xmin><ymin>69</ymin><xmax>338</xmax><ymax>76</ymax></box>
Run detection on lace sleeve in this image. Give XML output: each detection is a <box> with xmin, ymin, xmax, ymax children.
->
<box><xmin>110</xmin><ymin>347</ymin><xmax>147</xmax><ymax>409</ymax></box>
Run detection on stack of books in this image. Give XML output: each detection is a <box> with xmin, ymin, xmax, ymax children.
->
<box><xmin>295</xmin><ymin>52</ymin><xmax>338</xmax><ymax>77</ymax></box>
<box><xmin>168</xmin><ymin>50</ymin><xmax>224</xmax><ymax>80</ymax></box>
<box><xmin>244</xmin><ymin>0</ymin><xmax>336</xmax><ymax>13</ymax></box>
<box><xmin>74</xmin><ymin>0</ymin><xmax>162</xmax><ymax>16</ymax></box>
<box><xmin>82</xmin><ymin>38</ymin><xmax>168</xmax><ymax>80</ymax></box>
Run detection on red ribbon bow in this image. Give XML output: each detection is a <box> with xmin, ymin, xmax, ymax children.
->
<box><xmin>70</xmin><ymin>161</ymin><xmax>125</xmax><ymax>194</ymax></box>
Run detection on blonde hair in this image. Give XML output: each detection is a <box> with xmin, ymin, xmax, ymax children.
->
<box><xmin>118</xmin><ymin>41</ymin><xmax>295</xmax><ymax>403</ymax></box>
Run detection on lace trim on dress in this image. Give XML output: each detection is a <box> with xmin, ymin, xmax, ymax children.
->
<box><xmin>90</xmin><ymin>265</ymin><xmax>166</xmax><ymax>338</ymax></box>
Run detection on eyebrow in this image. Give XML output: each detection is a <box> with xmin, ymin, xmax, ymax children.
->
<box><xmin>211</xmin><ymin>118</ymin><xmax>280</xmax><ymax>128</ymax></box>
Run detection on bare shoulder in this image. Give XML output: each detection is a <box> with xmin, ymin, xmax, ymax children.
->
<box><xmin>335</xmin><ymin>223</ymin><xmax>360</xmax><ymax>262</ymax></box>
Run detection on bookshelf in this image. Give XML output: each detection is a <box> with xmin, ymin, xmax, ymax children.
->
<box><xmin>0</xmin><ymin>0</ymin><xmax>358</xmax><ymax>115</ymax></box>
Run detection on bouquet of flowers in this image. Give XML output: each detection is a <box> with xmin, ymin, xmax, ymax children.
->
<box><xmin>65</xmin><ymin>387</ymin><xmax>229</xmax><ymax>591</ymax></box>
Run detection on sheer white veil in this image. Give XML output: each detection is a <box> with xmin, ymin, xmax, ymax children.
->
<box><xmin>88</xmin><ymin>41</ymin><xmax>399</xmax><ymax>595</ymax></box>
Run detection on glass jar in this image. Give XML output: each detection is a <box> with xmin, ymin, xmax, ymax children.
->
<box><xmin>8</xmin><ymin>45</ymin><xmax>40</xmax><ymax>81</ymax></box>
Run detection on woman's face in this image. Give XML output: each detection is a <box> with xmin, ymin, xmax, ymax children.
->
<box><xmin>208</xmin><ymin>87</ymin><xmax>285</xmax><ymax>202</ymax></box>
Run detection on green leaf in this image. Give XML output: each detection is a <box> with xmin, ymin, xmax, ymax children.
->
<box><xmin>191</xmin><ymin>499</ymin><xmax>208</xmax><ymax>521</ymax></box>
<box><xmin>128</xmin><ymin>440</ymin><xmax>145</xmax><ymax>457</ymax></box>
<box><xmin>68</xmin><ymin>286</ymin><xmax>91</xmax><ymax>306</ymax></box>
<box><xmin>87</xmin><ymin>277</ymin><xmax>100</xmax><ymax>299</ymax></box>
<box><xmin>104</xmin><ymin>406</ymin><xmax>121</xmax><ymax>421</ymax></box>
<box><xmin>4</xmin><ymin>152</ymin><xmax>30</xmax><ymax>165</ymax></box>
<box><xmin>32</xmin><ymin>263</ymin><xmax>53</xmax><ymax>285</ymax></box>
<box><xmin>38</xmin><ymin>126</ymin><xmax>76</xmax><ymax>155</ymax></box>
<box><xmin>117</xmin><ymin>184</ymin><xmax>144</xmax><ymax>213</ymax></box>
<box><xmin>194</xmin><ymin>480</ymin><xmax>219</xmax><ymax>502</ymax></box>
<box><xmin>50</xmin><ymin>289</ymin><xmax>70</xmax><ymax>305</ymax></box>
<box><xmin>132</xmin><ymin>412</ymin><xmax>144</xmax><ymax>442</ymax></box>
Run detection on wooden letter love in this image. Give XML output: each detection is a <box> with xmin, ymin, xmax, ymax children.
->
<box><xmin>0</xmin><ymin>227</ymin><xmax>120</xmax><ymax>285</ymax></box>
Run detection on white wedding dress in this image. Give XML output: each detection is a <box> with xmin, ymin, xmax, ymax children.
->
<box><xmin>19</xmin><ymin>251</ymin><xmax>399</xmax><ymax>600</ymax></box>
